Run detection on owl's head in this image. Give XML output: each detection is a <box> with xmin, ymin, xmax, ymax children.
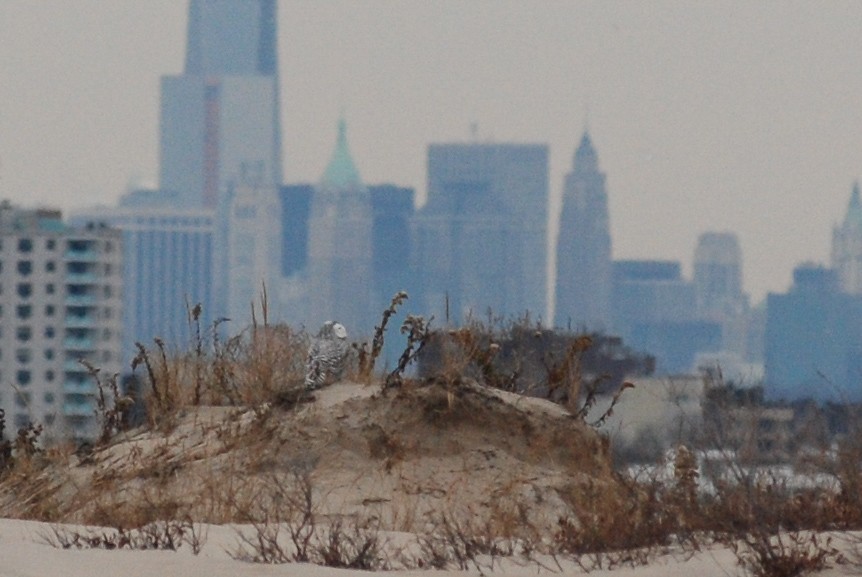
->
<box><xmin>331</xmin><ymin>322</ymin><xmax>348</xmax><ymax>339</ymax></box>
<box><xmin>320</xmin><ymin>320</ymin><xmax>348</xmax><ymax>340</ymax></box>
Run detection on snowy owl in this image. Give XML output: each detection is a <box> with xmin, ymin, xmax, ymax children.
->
<box><xmin>305</xmin><ymin>321</ymin><xmax>350</xmax><ymax>391</ymax></box>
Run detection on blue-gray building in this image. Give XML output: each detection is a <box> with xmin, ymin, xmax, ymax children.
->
<box><xmin>159</xmin><ymin>0</ymin><xmax>282</xmax><ymax>209</ymax></box>
<box><xmin>765</xmin><ymin>264</ymin><xmax>862</xmax><ymax>402</ymax></box>
<box><xmin>555</xmin><ymin>131</ymin><xmax>612</xmax><ymax>331</ymax></box>
<box><xmin>611</xmin><ymin>260</ymin><xmax>720</xmax><ymax>374</ymax></box>
<box><xmin>369</xmin><ymin>184</ymin><xmax>415</xmax><ymax>307</ymax></box>
<box><xmin>71</xmin><ymin>194</ymin><xmax>214</xmax><ymax>367</ymax></box>
<box><xmin>411</xmin><ymin>143</ymin><xmax>549</xmax><ymax>323</ymax></box>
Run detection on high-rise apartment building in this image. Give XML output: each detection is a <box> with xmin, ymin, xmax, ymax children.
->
<box><xmin>160</xmin><ymin>0</ymin><xmax>282</xmax><ymax>208</ymax></box>
<box><xmin>411</xmin><ymin>143</ymin><xmax>549</xmax><ymax>323</ymax></box>
<box><xmin>832</xmin><ymin>182</ymin><xmax>862</xmax><ymax>295</ymax></box>
<box><xmin>307</xmin><ymin>120</ymin><xmax>374</xmax><ymax>334</ymax></box>
<box><xmin>554</xmin><ymin>131</ymin><xmax>612</xmax><ymax>330</ymax></box>
<box><xmin>70</xmin><ymin>193</ymin><xmax>214</xmax><ymax>365</ymax></box>
<box><xmin>0</xmin><ymin>204</ymin><xmax>122</xmax><ymax>442</ymax></box>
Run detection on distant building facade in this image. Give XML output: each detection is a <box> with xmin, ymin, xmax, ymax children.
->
<box><xmin>307</xmin><ymin>120</ymin><xmax>374</xmax><ymax>334</ymax></box>
<box><xmin>611</xmin><ymin>260</ymin><xmax>720</xmax><ymax>374</ymax></box>
<box><xmin>70</xmin><ymin>192</ymin><xmax>214</xmax><ymax>366</ymax></box>
<box><xmin>369</xmin><ymin>184</ymin><xmax>415</xmax><ymax>306</ymax></box>
<box><xmin>215</xmin><ymin>171</ymin><xmax>283</xmax><ymax>327</ymax></box>
<box><xmin>693</xmin><ymin>232</ymin><xmax>749</xmax><ymax>357</ymax></box>
<box><xmin>411</xmin><ymin>143</ymin><xmax>549</xmax><ymax>323</ymax></box>
<box><xmin>159</xmin><ymin>0</ymin><xmax>281</xmax><ymax>209</ymax></box>
<box><xmin>0</xmin><ymin>204</ymin><xmax>122</xmax><ymax>442</ymax></box>
<box><xmin>832</xmin><ymin>182</ymin><xmax>862</xmax><ymax>295</ymax></box>
<box><xmin>554</xmin><ymin>131</ymin><xmax>612</xmax><ymax>331</ymax></box>
<box><xmin>279</xmin><ymin>184</ymin><xmax>314</xmax><ymax>277</ymax></box>
<box><xmin>765</xmin><ymin>264</ymin><xmax>862</xmax><ymax>402</ymax></box>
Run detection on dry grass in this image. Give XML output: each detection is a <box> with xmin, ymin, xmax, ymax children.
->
<box><xmin>4</xmin><ymin>296</ymin><xmax>862</xmax><ymax>575</ymax></box>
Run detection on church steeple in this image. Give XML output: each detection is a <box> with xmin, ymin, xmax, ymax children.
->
<box><xmin>321</xmin><ymin>118</ymin><xmax>363</xmax><ymax>190</ymax></box>
<box><xmin>573</xmin><ymin>130</ymin><xmax>599</xmax><ymax>173</ymax></box>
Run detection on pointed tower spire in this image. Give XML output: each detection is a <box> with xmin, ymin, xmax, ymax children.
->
<box><xmin>321</xmin><ymin>118</ymin><xmax>363</xmax><ymax>190</ymax></box>
<box><xmin>573</xmin><ymin>130</ymin><xmax>599</xmax><ymax>173</ymax></box>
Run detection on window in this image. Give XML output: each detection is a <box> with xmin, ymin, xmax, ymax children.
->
<box><xmin>17</xmin><ymin>238</ymin><xmax>32</xmax><ymax>252</ymax></box>
<box><xmin>16</xmin><ymin>283</ymin><xmax>32</xmax><ymax>298</ymax></box>
<box><xmin>15</xmin><ymin>349</ymin><xmax>31</xmax><ymax>364</ymax></box>
<box><xmin>103</xmin><ymin>285</ymin><xmax>113</xmax><ymax>298</ymax></box>
<box><xmin>45</xmin><ymin>261</ymin><xmax>56</xmax><ymax>272</ymax></box>
<box><xmin>102</xmin><ymin>328</ymin><xmax>112</xmax><ymax>340</ymax></box>
<box><xmin>44</xmin><ymin>414</ymin><xmax>56</xmax><ymax>426</ymax></box>
<box><xmin>102</xmin><ymin>350</ymin><xmax>112</xmax><ymax>362</ymax></box>
<box><xmin>16</xmin><ymin>260</ymin><xmax>31</xmax><ymax>275</ymax></box>
<box><xmin>44</xmin><ymin>327</ymin><xmax>55</xmax><ymax>339</ymax></box>
<box><xmin>45</xmin><ymin>371</ymin><xmax>54</xmax><ymax>382</ymax></box>
<box><xmin>16</xmin><ymin>304</ymin><xmax>31</xmax><ymax>319</ymax></box>
<box><xmin>16</xmin><ymin>326</ymin><xmax>31</xmax><ymax>341</ymax></box>
<box><xmin>103</xmin><ymin>307</ymin><xmax>112</xmax><ymax>319</ymax></box>
<box><xmin>43</xmin><ymin>392</ymin><xmax>55</xmax><ymax>404</ymax></box>
<box><xmin>45</xmin><ymin>304</ymin><xmax>55</xmax><ymax>316</ymax></box>
<box><xmin>46</xmin><ymin>283</ymin><xmax>55</xmax><ymax>295</ymax></box>
<box><xmin>15</xmin><ymin>392</ymin><xmax>30</xmax><ymax>407</ymax></box>
<box><xmin>14</xmin><ymin>414</ymin><xmax>29</xmax><ymax>428</ymax></box>
<box><xmin>46</xmin><ymin>239</ymin><xmax>56</xmax><ymax>250</ymax></box>
<box><xmin>44</xmin><ymin>349</ymin><xmax>54</xmax><ymax>360</ymax></box>
<box><xmin>16</xmin><ymin>370</ymin><xmax>31</xmax><ymax>386</ymax></box>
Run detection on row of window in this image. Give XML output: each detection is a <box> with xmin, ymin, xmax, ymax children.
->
<box><xmin>0</xmin><ymin>304</ymin><xmax>115</xmax><ymax>319</ymax></box>
<box><xmin>0</xmin><ymin>261</ymin><xmax>115</xmax><ymax>276</ymax></box>
<box><xmin>0</xmin><ymin>238</ymin><xmax>114</xmax><ymax>253</ymax></box>
<box><xmin>0</xmin><ymin>282</ymin><xmax>116</xmax><ymax>298</ymax></box>
<box><xmin>0</xmin><ymin>326</ymin><xmax>112</xmax><ymax>341</ymax></box>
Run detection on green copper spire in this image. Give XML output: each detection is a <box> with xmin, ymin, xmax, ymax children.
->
<box><xmin>321</xmin><ymin>118</ymin><xmax>363</xmax><ymax>190</ymax></box>
<box><xmin>845</xmin><ymin>181</ymin><xmax>862</xmax><ymax>230</ymax></box>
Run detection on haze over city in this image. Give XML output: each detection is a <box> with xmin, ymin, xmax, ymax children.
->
<box><xmin>2</xmin><ymin>1</ymin><xmax>862</xmax><ymax>302</ymax></box>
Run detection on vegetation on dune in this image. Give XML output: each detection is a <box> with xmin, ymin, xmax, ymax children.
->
<box><xmin>1</xmin><ymin>293</ymin><xmax>862</xmax><ymax>575</ymax></box>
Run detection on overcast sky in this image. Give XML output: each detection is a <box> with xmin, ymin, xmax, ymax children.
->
<box><xmin>2</xmin><ymin>1</ymin><xmax>862</xmax><ymax>304</ymax></box>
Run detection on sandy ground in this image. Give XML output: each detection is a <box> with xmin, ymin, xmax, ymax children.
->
<box><xmin>3</xmin><ymin>517</ymin><xmax>861</xmax><ymax>577</ymax></box>
<box><xmin>0</xmin><ymin>517</ymin><xmax>729</xmax><ymax>577</ymax></box>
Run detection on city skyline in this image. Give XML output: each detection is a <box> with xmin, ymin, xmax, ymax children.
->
<box><xmin>3</xmin><ymin>2</ymin><xmax>862</xmax><ymax>303</ymax></box>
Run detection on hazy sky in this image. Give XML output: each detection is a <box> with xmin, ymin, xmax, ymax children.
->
<box><xmin>2</xmin><ymin>1</ymin><xmax>862</xmax><ymax>304</ymax></box>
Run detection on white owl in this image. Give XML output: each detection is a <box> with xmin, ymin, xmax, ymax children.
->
<box><xmin>305</xmin><ymin>321</ymin><xmax>350</xmax><ymax>391</ymax></box>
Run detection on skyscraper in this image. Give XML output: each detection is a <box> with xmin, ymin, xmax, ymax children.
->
<box><xmin>71</xmin><ymin>191</ymin><xmax>214</xmax><ymax>366</ymax></box>
<box><xmin>765</xmin><ymin>264</ymin><xmax>862</xmax><ymax>402</ymax></box>
<box><xmin>832</xmin><ymin>182</ymin><xmax>862</xmax><ymax>294</ymax></box>
<box><xmin>554</xmin><ymin>131</ymin><xmax>612</xmax><ymax>330</ymax></box>
<box><xmin>219</xmin><ymin>172</ymin><xmax>283</xmax><ymax>326</ymax></box>
<box><xmin>693</xmin><ymin>232</ymin><xmax>749</xmax><ymax>357</ymax></box>
<box><xmin>159</xmin><ymin>0</ymin><xmax>282</xmax><ymax>209</ymax></box>
<box><xmin>411</xmin><ymin>143</ymin><xmax>548</xmax><ymax>323</ymax></box>
<box><xmin>307</xmin><ymin>120</ymin><xmax>374</xmax><ymax>334</ymax></box>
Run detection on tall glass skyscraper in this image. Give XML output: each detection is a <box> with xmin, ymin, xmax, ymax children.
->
<box><xmin>554</xmin><ymin>131</ymin><xmax>612</xmax><ymax>331</ymax></box>
<box><xmin>411</xmin><ymin>143</ymin><xmax>549</xmax><ymax>323</ymax></box>
<box><xmin>160</xmin><ymin>0</ymin><xmax>282</xmax><ymax>209</ymax></box>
